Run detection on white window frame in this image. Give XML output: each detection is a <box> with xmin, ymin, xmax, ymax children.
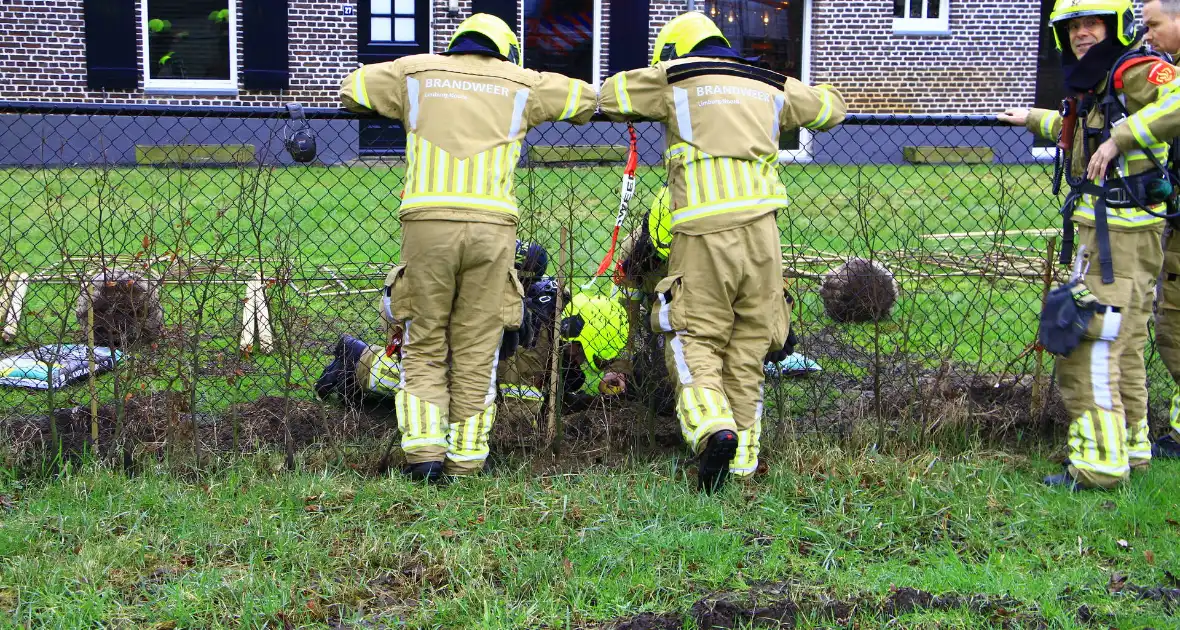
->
<box><xmin>520</xmin><ymin>0</ymin><xmax>604</xmax><ymax>85</ymax></box>
<box><xmin>780</xmin><ymin>0</ymin><xmax>815</xmax><ymax>164</ymax></box>
<box><xmin>893</xmin><ymin>0</ymin><xmax>951</xmax><ymax>36</ymax></box>
<box><xmin>141</xmin><ymin>0</ymin><xmax>239</xmax><ymax>94</ymax></box>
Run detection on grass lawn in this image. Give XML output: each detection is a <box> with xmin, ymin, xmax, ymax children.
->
<box><xmin>0</xmin><ymin>448</ymin><xmax>1177</xmax><ymax>628</ymax></box>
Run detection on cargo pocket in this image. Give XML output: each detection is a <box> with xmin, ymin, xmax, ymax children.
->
<box><xmin>650</xmin><ymin>273</ymin><xmax>686</xmax><ymax>334</ymax></box>
<box><xmin>1162</xmin><ymin>252</ymin><xmax>1180</xmax><ymax>312</ymax></box>
<box><xmin>500</xmin><ymin>271</ymin><xmax>526</xmax><ymax>331</ymax></box>
<box><xmin>1079</xmin><ymin>274</ymin><xmax>1132</xmax><ymax>341</ymax></box>
<box><xmin>381</xmin><ymin>263</ymin><xmax>412</xmax><ymax>330</ymax></box>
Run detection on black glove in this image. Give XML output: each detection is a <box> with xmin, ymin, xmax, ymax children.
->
<box><xmin>763</xmin><ymin>329</ymin><xmax>798</xmax><ymax>365</ymax></box>
<box><xmin>500</xmin><ymin>328</ymin><xmax>520</xmax><ymax>360</ymax></box>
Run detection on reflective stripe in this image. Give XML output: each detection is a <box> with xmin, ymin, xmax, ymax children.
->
<box><xmin>673</xmin><ymin>87</ymin><xmax>693</xmax><ymax>142</ymax></box>
<box><xmin>805</xmin><ymin>89</ymin><xmax>833</xmax><ymax>129</ymax></box>
<box><xmin>406</xmin><ymin>76</ymin><xmax>420</xmax><ymax>128</ymax></box>
<box><xmin>559</xmin><ymin>80</ymin><xmax>582</xmax><ymax>121</ymax></box>
<box><xmin>772</xmin><ymin>93</ymin><xmax>785</xmax><ymax>141</ymax></box>
<box><xmin>740</xmin><ymin>161</ymin><xmax>754</xmax><ymax>196</ymax></box>
<box><xmin>1040</xmin><ymin>112</ymin><xmax>1059</xmax><ymax>138</ymax></box>
<box><xmin>657</xmin><ymin>291</ymin><xmax>673</xmax><ymax>332</ymax></box>
<box><xmin>720</xmin><ymin>158</ymin><xmax>737</xmax><ymax>198</ymax></box>
<box><xmin>485</xmin><ymin>335</ymin><xmax>502</xmax><ymax>406</ymax></box>
<box><xmin>685</xmin><ymin>159</ymin><xmax>701</xmax><ymax>206</ymax></box>
<box><xmin>615</xmin><ymin>73</ymin><xmax>633</xmax><ymax>114</ymax></box>
<box><xmin>670</xmin><ymin>334</ymin><xmax>692</xmax><ymax>385</ymax></box>
<box><xmin>508</xmin><ymin>88</ymin><xmax>531</xmax><ymax>138</ymax></box>
<box><xmin>417</xmin><ymin>135</ymin><xmax>430</xmax><ymax>191</ymax></box>
<box><xmin>671</xmin><ymin>195</ymin><xmax>790</xmax><ymax>225</ymax></box>
<box><xmin>382</xmin><ymin>296</ymin><xmax>394</xmax><ymax>322</ymax></box>
<box><xmin>1091</xmin><ymin>340</ymin><xmax>1114</xmax><ymax>411</ymax></box>
<box><xmin>354</xmin><ymin>67</ymin><xmax>371</xmax><ymax>109</ymax></box>
<box><xmin>454</xmin><ymin>159</ymin><xmax>467</xmax><ymax>194</ymax></box>
<box><xmin>1099</xmin><ymin>309</ymin><xmax>1122</xmax><ymax>341</ymax></box>
<box><xmin>500</xmin><ymin>384</ymin><xmax>545</xmax><ymax>400</ymax></box>
<box><xmin>493</xmin><ymin>145</ymin><xmax>505</xmax><ymax>197</ymax></box>
<box><xmin>435</xmin><ymin>145</ymin><xmax>449</xmax><ymax>191</ymax></box>
<box><xmin>401</xmin><ymin>194</ymin><xmax>520</xmax><ymax>215</ymax></box>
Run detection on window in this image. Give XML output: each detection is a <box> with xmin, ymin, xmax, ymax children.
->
<box><xmin>141</xmin><ymin>0</ymin><xmax>237</xmax><ymax>92</ymax></box>
<box><xmin>524</xmin><ymin>0</ymin><xmax>599</xmax><ymax>84</ymax></box>
<box><xmin>893</xmin><ymin>0</ymin><xmax>950</xmax><ymax>35</ymax></box>
<box><xmin>703</xmin><ymin>0</ymin><xmax>808</xmax><ymax>154</ymax></box>
<box><xmin>369</xmin><ymin>0</ymin><xmax>419</xmax><ymax>45</ymax></box>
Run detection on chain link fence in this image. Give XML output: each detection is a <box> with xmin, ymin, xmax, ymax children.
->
<box><xmin>0</xmin><ymin>101</ymin><xmax>1171</xmax><ymax>470</ymax></box>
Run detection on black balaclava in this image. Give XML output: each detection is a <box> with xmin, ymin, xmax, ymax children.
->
<box><xmin>1060</xmin><ymin>16</ymin><xmax>1139</xmax><ymax>93</ymax></box>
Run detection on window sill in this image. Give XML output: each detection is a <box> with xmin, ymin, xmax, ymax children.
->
<box><xmin>892</xmin><ymin>18</ymin><xmax>951</xmax><ymax>36</ymax></box>
<box><xmin>144</xmin><ymin>83</ymin><xmax>239</xmax><ymax>96</ymax></box>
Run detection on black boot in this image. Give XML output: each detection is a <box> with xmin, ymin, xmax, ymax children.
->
<box><xmin>1042</xmin><ymin>465</ymin><xmax>1085</xmax><ymax>492</ymax></box>
<box><xmin>697</xmin><ymin>430</ymin><xmax>739</xmax><ymax>495</ymax></box>
<box><xmin>401</xmin><ymin>461</ymin><xmax>444</xmax><ymax>484</ymax></box>
<box><xmin>1152</xmin><ymin>433</ymin><xmax>1180</xmax><ymax>459</ymax></box>
<box><xmin>314</xmin><ymin>335</ymin><xmax>368</xmax><ymax>399</ymax></box>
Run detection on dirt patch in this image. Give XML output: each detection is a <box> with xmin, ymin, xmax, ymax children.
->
<box><xmin>596</xmin><ymin>584</ymin><xmax>1049</xmax><ymax>629</ymax></box>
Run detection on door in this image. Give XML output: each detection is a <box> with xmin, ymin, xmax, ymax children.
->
<box><xmin>705</xmin><ymin>0</ymin><xmax>808</xmax><ymax>151</ymax></box>
<box><xmin>358</xmin><ymin>0</ymin><xmax>430</xmax><ymax>155</ymax></box>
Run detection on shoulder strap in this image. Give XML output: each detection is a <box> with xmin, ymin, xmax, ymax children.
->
<box><xmin>1112</xmin><ymin>48</ymin><xmax>1164</xmax><ymax>90</ymax></box>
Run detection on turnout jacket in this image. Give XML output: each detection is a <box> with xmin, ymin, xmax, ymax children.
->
<box><xmin>1027</xmin><ymin>56</ymin><xmax>1180</xmax><ymax>231</ymax></box>
<box><xmin>598</xmin><ymin>57</ymin><xmax>847</xmax><ymax>235</ymax></box>
<box><xmin>341</xmin><ymin>54</ymin><xmax>597</xmax><ymax>224</ymax></box>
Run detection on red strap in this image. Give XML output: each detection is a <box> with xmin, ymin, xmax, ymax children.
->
<box><xmin>1113</xmin><ymin>56</ymin><xmax>1155</xmax><ymax>89</ymax></box>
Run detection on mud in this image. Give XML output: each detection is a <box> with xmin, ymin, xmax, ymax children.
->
<box><xmin>593</xmin><ymin>584</ymin><xmax>1050</xmax><ymax>630</ymax></box>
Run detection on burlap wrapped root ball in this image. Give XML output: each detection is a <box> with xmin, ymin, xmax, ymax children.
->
<box><xmin>819</xmin><ymin>258</ymin><xmax>900</xmax><ymax>323</ymax></box>
<box><xmin>75</xmin><ymin>268</ymin><xmax>163</xmax><ymax>347</ymax></box>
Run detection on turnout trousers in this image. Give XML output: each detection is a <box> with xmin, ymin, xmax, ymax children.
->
<box><xmin>387</xmin><ymin>220</ymin><xmax>522</xmax><ymax>476</ymax></box>
<box><xmin>1154</xmin><ymin>224</ymin><xmax>1180</xmax><ymax>444</ymax></box>
<box><xmin>1058</xmin><ymin>223</ymin><xmax>1162</xmax><ymax>488</ymax></box>
<box><xmin>651</xmin><ymin>213</ymin><xmax>787</xmax><ymax>477</ymax></box>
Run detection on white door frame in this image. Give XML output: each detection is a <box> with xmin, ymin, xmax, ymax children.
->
<box><xmin>780</xmin><ymin>0</ymin><xmax>815</xmax><ymax>164</ymax></box>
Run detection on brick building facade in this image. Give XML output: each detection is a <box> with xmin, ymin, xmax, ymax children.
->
<box><xmin>1</xmin><ymin>0</ymin><xmax>1053</xmax><ymax>113</ymax></box>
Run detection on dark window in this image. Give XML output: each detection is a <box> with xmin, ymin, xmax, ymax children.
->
<box><xmin>1034</xmin><ymin>0</ymin><xmax>1065</xmax><ymax>147</ymax></box>
<box><xmin>524</xmin><ymin>0</ymin><xmax>595</xmax><ymax>83</ymax></box>
<box><xmin>893</xmin><ymin>0</ymin><xmax>945</xmax><ymax>19</ymax></box>
<box><xmin>704</xmin><ymin>0</ymin><xmax>806</xmax><ymax>150</ymax></box>
<box><xmin>145</xmin><ymin>0</ymin><xmax>231</xmax><ymax>81</ymax></box>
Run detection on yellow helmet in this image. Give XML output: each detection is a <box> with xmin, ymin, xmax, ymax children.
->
<box><xmin>447</xmin><ymin>13</ymin><xmax>521</xmax><ymax>66</ymax></box>
<box><xmin>560</xmin><ymin>293</ymin><xmax>629</xmax><ymax>394</ymax></box>
<box><xmin>651</xmin><ymin>11</ymin><xmax>731</xmax><ymax>66</ymax></box>
<box><xmin>646</xmin><ymin>186</ymin><xmax>673</xmax><ymax>260</ymax></box>
<box><xmin>1048</xmin><ymin>0</ymin><xmax>1138</xmax><ymax>52</ymax></box>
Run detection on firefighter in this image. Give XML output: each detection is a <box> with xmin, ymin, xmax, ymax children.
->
<box><xmin>1141</xmin><ymin>0</ymin><xmax>1180</xmax><ymax>459</ymax></box>
<box><xmin>998</xmin><ymin>0</ymin><xmax>1180</xmax><ymax>488</ymax></box>
<box><xmin>558</xmin><ymin>293</ymin><xmax>631</xmax><ymax>412</ymax></box>
<box><xmin>339</xmin><ymin>13</ymin><xmax>597</xmax><ymax>483</ymax></box>
<box><xmin>599</xmin><ymin>11</ymin><xmax>847</xmax><ymax>493</ymax></box>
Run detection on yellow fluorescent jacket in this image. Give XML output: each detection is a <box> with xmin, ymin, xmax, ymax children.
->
<box><xmin>598</xmin><ymin>57</ymin><xmax>847</xmax><ymax>233</ymax></box>
<box><xmin>340</xmin><ymin>54</ymin><xmax>597</xmax><ymax>221</ymax></box>
<box><xmin>1027</xmin><ymin>57</ymin><xmax>1180</xmax><ymax>230</ymax></box>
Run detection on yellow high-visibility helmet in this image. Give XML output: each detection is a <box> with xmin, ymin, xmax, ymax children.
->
<box><xmin>647</xmin><ymin>186</ymin><xmax>673</xmax><ymax>260</ymax></box>
<box><xmin>651</xmin><ymin>11</ymin><xmax>731</xmax><ymax>66</ymax></box>
<box><xmin>1049</xmin><ymin>0</ymin><xmax>1138</xmax><ymax>52</ymax></box>
<box><xmin>448</xmin><ymin>13</ymin><xmax>521</xmax><ymax>65</ymax></box>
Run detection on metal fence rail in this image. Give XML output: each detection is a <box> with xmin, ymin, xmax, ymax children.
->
<box><xmin>0</xmin><ymin>101</ymin><xmax>1168</xmax><ymax>468</ymax></box>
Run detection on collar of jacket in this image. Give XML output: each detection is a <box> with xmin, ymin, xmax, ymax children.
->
<box><xmin>441</xmin><ymin>37</ymin><xmax>509</xmax><ymax>62</ymax></box>
<box><xmin>683</xmin><ymin>44</ymin><xmax>761</xmax><ymax>64</ymax></box>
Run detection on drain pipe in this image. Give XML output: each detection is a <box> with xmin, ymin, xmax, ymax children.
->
<box><xmin>688</xmin><ymin>0</ymin><xmax>697</xmax><ymax>9</ymax></box>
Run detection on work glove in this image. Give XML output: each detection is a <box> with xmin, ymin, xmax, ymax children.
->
<box><xmin>763</xmin><ymin>328</ymin><xmax>798</xmax><ymax>365</ymax></box>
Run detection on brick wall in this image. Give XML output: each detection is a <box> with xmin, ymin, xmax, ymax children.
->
<box><xmin>810</xmin><ymin>0</ymin><xmax>1040</xmax><ymax>114</ymax></box>
<box><xmin>648</xmin><ymin>0</ymin><xmax>689</xmax><ymax>60</ymax></box>
<box><xmin>0</xmin><ymin>0</ymin><xmax>355</xmax><ymax>106</ymax></box>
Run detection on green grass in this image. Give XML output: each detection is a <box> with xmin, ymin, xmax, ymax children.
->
<box><xmin>0</xmin><ymin>448</ymin><xmax>1177</xmax><ymax>627</ymax></box>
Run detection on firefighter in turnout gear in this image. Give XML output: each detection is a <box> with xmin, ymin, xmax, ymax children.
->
<box><xmin>599</xmin><ymin>11</ymin><xmax>847</xmax><ymax>493</ymax></box>
<box><xmin>340</xmin><ymin>13</ymin><xmax>597</xmax><ymax>483</ymax></box>
<box><xmin>999</xmin><ymin>0</ymin><xmax>1180</xmax><ymax>489</ymax></box>
<box><xmin>1140</xmin><ymin>0</ymin><xmax>1180</xmax><ymax>460</ymax></box>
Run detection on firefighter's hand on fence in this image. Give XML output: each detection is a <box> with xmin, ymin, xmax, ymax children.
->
<box><xmin>997</xmin><ymin>109</ymin><xmax>1029</xmax><ymax>126</ymax></box>
<box><xmin>1086</xmin><ymin>139</ymin><xmax>1121</xmax><ymax>181</ymax></box>
<box><xmin>599</xmin><ymin>372</ymin><xmax>626</xmax><ymax>396</ymax></box>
